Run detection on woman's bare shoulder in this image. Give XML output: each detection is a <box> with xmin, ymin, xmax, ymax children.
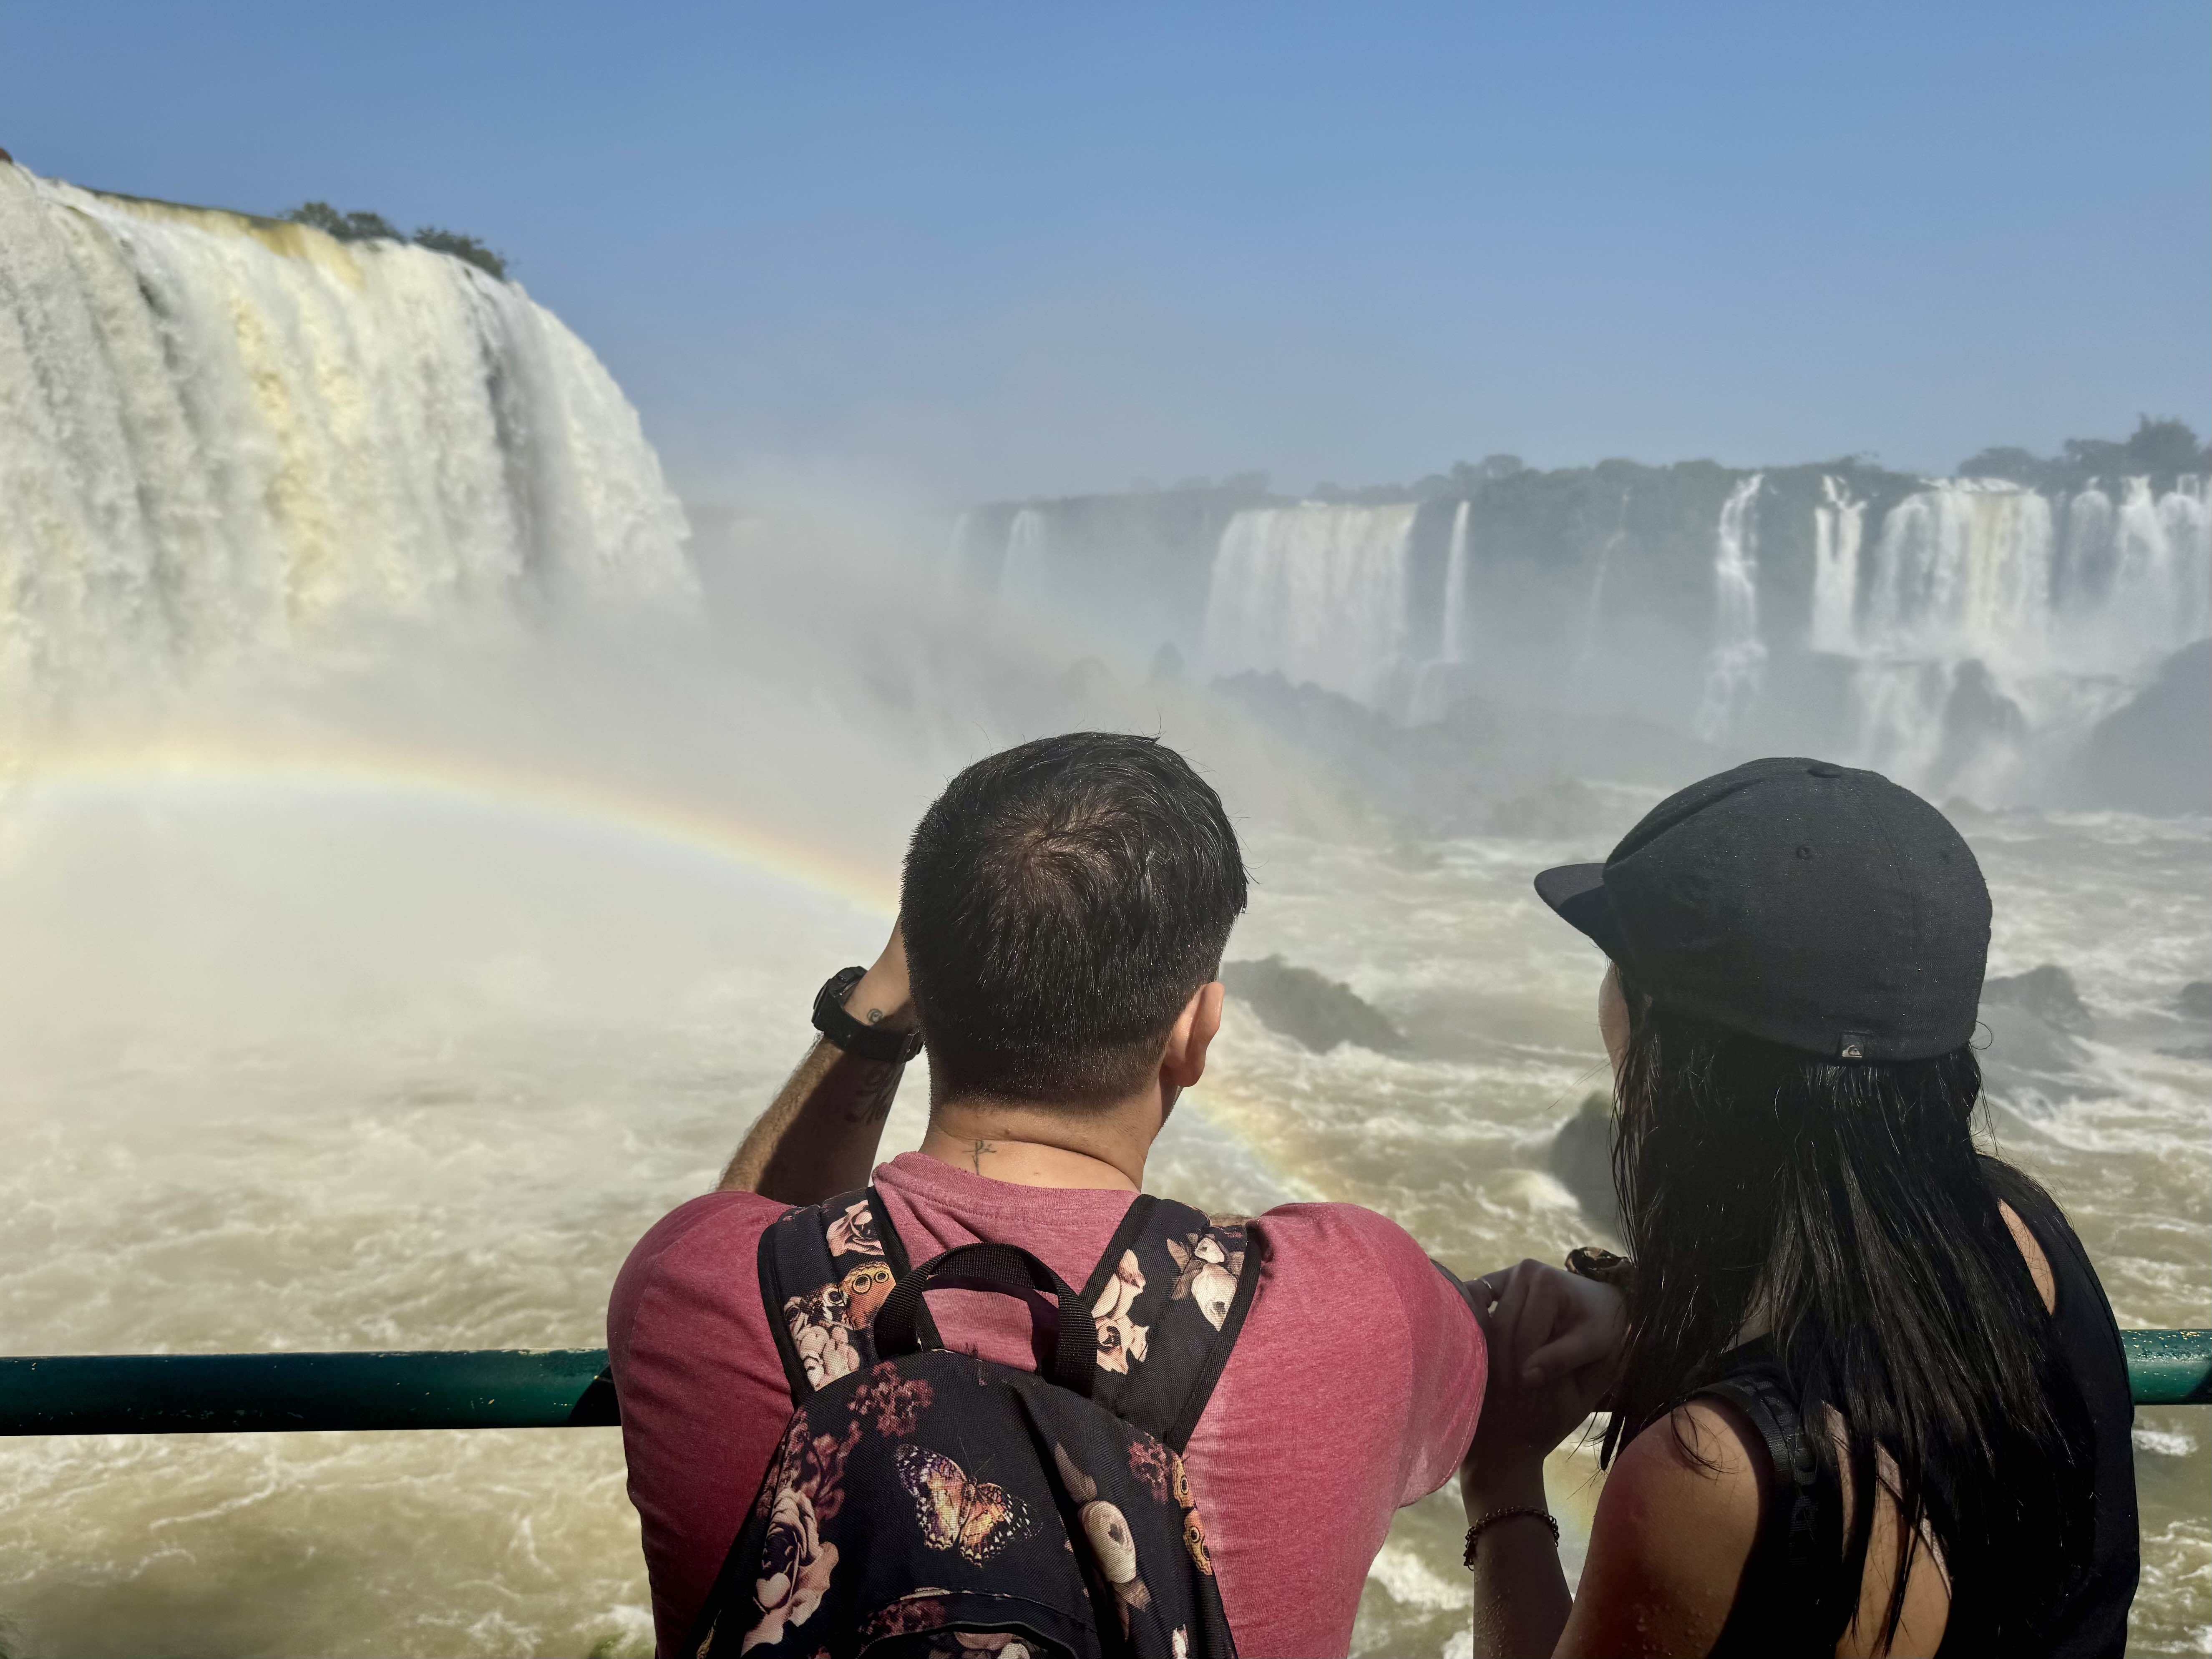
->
<box><xmin>1555</xmin><ymin>1403</ymin><xmax>1763</xmax><ymax>1659</ymax></box>
<box><xmin>1997</xmin><ymin>1200</ymin><xmax>2058</xmax><ymax>1314</ymax></box>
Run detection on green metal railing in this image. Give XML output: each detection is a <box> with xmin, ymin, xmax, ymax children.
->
<box><xmin>2121</xmin><ymin>1329</ymin><xmax>2212</xmax><ymax>1407</ymax></box>
<box><xmin>0</xmin><ymin>1331</ymin><xmax>2203</xmax><ymax>1435</ymax></box>
<box><xmin>0</xmin><ymin>1348</ymin><xmax>619</xmax><ymax>1434</ymax></box>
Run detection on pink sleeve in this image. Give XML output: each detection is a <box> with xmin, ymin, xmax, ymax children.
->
<box><xmin>608</xmin><ymin>1189</ymin><xmax>795</xmax><ymax>1657</ymax></box>
<box><xmin>1339</xmin><ymin>1207</ymin><xmax>1487</xmax><ymax>1503</ymax></box>
<box><xmin>1189</xmin><ymin>1203</ymin><xmax>1487</xmax><ymax>1655</ymax></box>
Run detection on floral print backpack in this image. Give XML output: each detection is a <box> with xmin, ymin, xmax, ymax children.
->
<box><xmin>687</xmin><ymin>1186</ymin><xmax>1257</xmax><ymax>1659</ymax></box>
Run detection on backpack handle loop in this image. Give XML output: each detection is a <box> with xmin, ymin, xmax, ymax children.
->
<box><xmin>872</xmin><ymin>1242</ymin><xmax>1098</xmax><ymax>1397</ymax></box>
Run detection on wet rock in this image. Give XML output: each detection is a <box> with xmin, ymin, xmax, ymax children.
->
<box><xmin>2061</xmin><ymin>639</ymin><xmax>2212</xmax><ymax>815</ymax></box>
<box><xmin>1059</xmin><ymin>656</ymin><xmax>1113</xmax><ymax>702</ymax></box>
<box><xmin>1208</xmin><ymin>670</ymin><xmax>1711</xmax><ymax>840</ymax></box>
<box><xmin>1982</xmin><ymin>964</ymin><xmax>2092</xmax><ymax>1034</ymax></box>
<box><xmin>1547</xmin><ymin>1091</ymin><xmax>1621</xmax><ymax>1238</ymax></box>
<box><xmin>1221</xmin><ymin>956</ymin><xmax>1407</xmax><ymax>1054</ymax></box>
<box><xmin>1978</xmin><ymin>964</ymin><xmax>2096</xmax><ymax>1098</ymax></box>
<box><xmin>1932</xmin><ymin>660</ymin><xmax>2029</xmax><ymax>796</ymax></box>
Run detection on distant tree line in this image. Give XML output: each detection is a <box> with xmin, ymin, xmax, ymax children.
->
<box><xmin>283</xmin><ymin>201</ymin><xmax>509</xmax><ymax>280</ymax></box>
<box><xmin>1021</xmin><ymin>423</ymin><xmax>2206</xmax><ymax>511</ymax></box>
<box><xmin>1958</xmin><ymin>416</ymin><xmax>2209</xmax><ymax>493</ymax></box>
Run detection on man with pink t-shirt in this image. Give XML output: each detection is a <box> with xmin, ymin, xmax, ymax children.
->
<box><xmin>610</xmin><ymin>733</ymin><xmax>1614</xmax><ymax>1658</ymax></box>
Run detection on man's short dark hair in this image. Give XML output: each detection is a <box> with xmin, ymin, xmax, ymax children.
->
<box><xmin>902</xmin><ymin>732</ymin><xmax>1248</xmax><ymax>1107</ymax></box>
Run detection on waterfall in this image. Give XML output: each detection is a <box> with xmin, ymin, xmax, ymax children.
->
<box><xmin>2058</xmin><ymin>486</ymin><xmax>2117</xmax><ymax>611</ymax></box>
<box><xmin>0</xmin><ymin>162</ymin><xmax>691</xmax><ymax>706</ymax></box>
<box><xmin>1860</xmin><ymin>480</ymin><xmax>2055</xmax><ymax>663</ymax></box>
<box><xmin>999</xmin><ymin>508</ymin><xmax>1050</xmax><ymax>607</ymax></box>
<box><xmin>1827</xmin><ymin>475</ymin><xmax>2208</xmax><ymax>792</ymax></box>
<box><xmin>1572</xmin><ymin>496</ymin><xmax>1631</xmax><ymax>677</ymax></box>
<box><xmin>1809</xmin><ymin>475</ymin><xmax>1865</xmax><ymax>653</ymax></box>
<box><xmin>1199</xmin><ymin>502</ymin><xmax>1419</xmax><ymax>708</ymax></box>
<box><xmin>1439</xmin><ymin>500</ymin><xmax>1472</xmax><ymax>663</ymax></box>
<box><xmin>1692</xmin><ymin>475</ymin><xmax>1765</xmax><ymax>742</ymax></box>
<box><xmin>2100</xmin><ymin>476</ymin><xmax>2210</xmax><ymax>659</ymax></box>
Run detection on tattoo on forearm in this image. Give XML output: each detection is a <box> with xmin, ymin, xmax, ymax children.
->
<box><xmin>843</xmin><ymin>1070</ymin><xmax>901</xmax><ymax>1125</ymax></box>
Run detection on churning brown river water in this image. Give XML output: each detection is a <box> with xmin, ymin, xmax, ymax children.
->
<box><xmin>0</xmin><ymin>780</ymin><xmax>2202</xmax><ymax>1657</ymax></box>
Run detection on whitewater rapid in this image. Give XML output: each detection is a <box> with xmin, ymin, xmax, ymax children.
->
<box><xmin>0</xmin><ymin>793</ymin><xmax>2200</xmax><ymax>1657</ymax></box>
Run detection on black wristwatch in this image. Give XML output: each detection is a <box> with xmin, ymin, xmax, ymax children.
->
<box><xmin>812</xmin><ymin>965</ymin><xmax>925</xmax><ymax>1064</ymax></box>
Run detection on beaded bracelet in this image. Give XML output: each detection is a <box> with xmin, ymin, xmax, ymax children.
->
<box><xmin>1463</xmin><ymin>1506</ymin><xmax>1560</xmax><ymax>1567</ymax></box>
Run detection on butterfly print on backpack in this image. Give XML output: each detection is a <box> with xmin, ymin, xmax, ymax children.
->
<box><xmin>838</xmin><ymin>1258</ymin><xmax>896</xmax><ymax>1327</ymax></box>
<box><xmin>700</xmin><ymin>1190</ymin><xmax>1248</xmax><ymax>1659</ymax></box>
<box><xmin>782</xmin><ymin>1263</ymin><xmax>901</xmax><ymax>1392</ymax></box>
<box><xmin>894</xmin><ymin>1442</ymin><xmax>1039</xmax><ymax>1566</ymax></box>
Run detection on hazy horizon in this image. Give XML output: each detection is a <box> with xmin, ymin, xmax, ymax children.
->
<box><xmin>5</xmin><ymin>1</ymin><xmax>2207</xmax><ymax>508</ymax></box>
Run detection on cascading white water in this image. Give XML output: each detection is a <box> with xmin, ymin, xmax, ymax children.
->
<box><xmin>1439</xmin><ymin>500</ymin><xmax>1472</xmax><ymax>664</ymax></box>
<box><xmin>2099</xmin><ymin>476</ymin><xmax>2210</xmax><ymax>659</ymax></box>
<box><xmin>1861</xmin><ymin>480</ymin><xmax>2056</xmax><ymax>662</ymax></box>
<box><xmin>1692</xmin><ymin>475</ymin><xmax>1764</xmax><ymax>742</ymax></box>
<box><xmin>1203</xmin><ymin>502</ymin><xmax>1421</xmax><ymax>705</ymax></box>
<box><xmin>1200</xmin><ymin>502</ymin><xmax>1419</xmax><ymax>708</ymax></box>
<box><xmin>1571</xmin><ymin>510</ymin><xmax>1628</xmax><ymax>677</ymax></box>
<box><xmin>1818</xmin><ymin>475</ymin><xmax>2209</xmax><ymax>792</ymax></box>
<box><xmin>1809</xmin><ymin>475</ymin><xmax>1865</xmax><ymax>654</ymax></box>
<box><xmin>0</xmin><ymin>163</ymin><xmax>692</xmax><ymax>712</ymax></box>
<box><xmin>1404</xmin><ymin>500</ymin><xmax>1475</xmax><ymax>723</ymax></box>
<box><xmin>998</xmin><ymin>507</ymin><xmax>1050</xmax><ymax>607</ymax></box>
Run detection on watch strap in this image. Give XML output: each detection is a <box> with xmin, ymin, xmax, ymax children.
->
<box><xmin>811</xmin><ymin>965</ymin><xmax>924</xmax><ymax>1063</ymax></box>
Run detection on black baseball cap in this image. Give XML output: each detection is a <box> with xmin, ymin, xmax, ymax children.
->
<box><xmin>1535</xmin><ymin>757</ymin><xmax>1990</xmax><ymax>1062</ymax></box>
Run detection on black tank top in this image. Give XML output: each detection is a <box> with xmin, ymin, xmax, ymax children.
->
<box><xmin>1691</xmin><ymin>1161</ymin><xmax>2138</xmax><ymax>1659</ymax></box>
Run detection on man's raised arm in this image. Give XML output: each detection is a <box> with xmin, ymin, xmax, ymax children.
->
<box><xmin>717</xmin><ymin>921</ymin><xmax>919</xmax><ymax>1203</ymax></box>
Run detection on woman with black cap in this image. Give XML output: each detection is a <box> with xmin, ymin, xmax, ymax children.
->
<box><xmin>1460</xmin><ymin>758</ymin><xmax>2138</xmax><ymax>1658</ymax></box>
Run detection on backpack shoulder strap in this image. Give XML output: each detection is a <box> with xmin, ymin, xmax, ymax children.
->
<box><xmin>757</xmin><ymin>1183</ymin><xmax>937</xmax><ymax>1400</ymax></box>
<box><xmin>1079</xmin><ymin>1195</ymin><xmax>1260</xmax><ymax>1451</ymax></box>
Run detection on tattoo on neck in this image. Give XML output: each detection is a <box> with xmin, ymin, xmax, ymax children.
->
<box><xmin>866</xmin><ymin>1007</ymin><xmax>885</xmax><ymax>1025</ymax></box>
<box><xmin>970</xmin><ymin>1138</ymin><xmax>995</xmax><ymax>1175</ymax></box>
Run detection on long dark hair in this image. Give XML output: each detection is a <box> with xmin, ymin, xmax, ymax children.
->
<box><xmin>1601</xmin><ymin>989</ymin><xmax>2090</xmax><ymax>1650</ymax></box>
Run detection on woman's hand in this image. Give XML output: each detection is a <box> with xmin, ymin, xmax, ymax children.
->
<box><xmin>1464</xmin><ymin>1259</ymin><xmax>1624</xmax><ymax>1482</ymax></box>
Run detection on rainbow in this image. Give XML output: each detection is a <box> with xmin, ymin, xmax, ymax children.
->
<box><xmin>1</xmin><ymin>738</ymin><xmax>900</xmax><ymax>916</ymax></box>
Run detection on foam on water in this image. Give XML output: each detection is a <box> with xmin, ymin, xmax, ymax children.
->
<box><xmin>0</xmin><ymin>796</ymin><xmax>2202</xmax><ymax>1655</ymax></box>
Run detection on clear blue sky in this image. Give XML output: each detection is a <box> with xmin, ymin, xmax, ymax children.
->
<box><xmin>6</xmin><ymin>2</ymin><xmax>2207</xmax><ymax>503</ymax></box>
